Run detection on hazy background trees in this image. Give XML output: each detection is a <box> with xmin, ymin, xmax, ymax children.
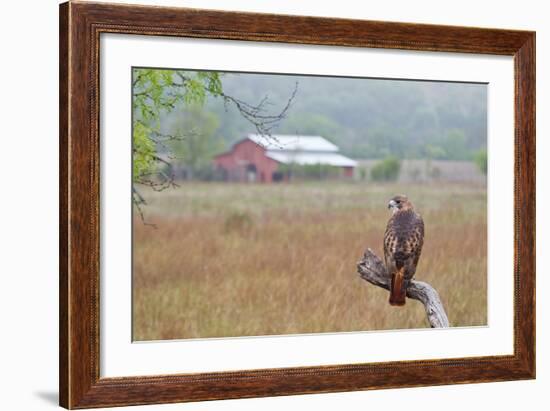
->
<box><xmin>165</xmin><ymin>105</ymin><xmax>223</xmax><ymax>180</ymax></box>
<box><xmin>200</xmin><ymin>73</ymin><xmax>487</xmax><ymax>164</ymax></box>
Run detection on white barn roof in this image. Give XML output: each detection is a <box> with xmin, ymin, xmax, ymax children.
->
<box><xmin>247</xmin><ymin>134</ymin><xmax>357</xmax><ymax>167</ymax></box>
<box><xmin>266</xmin><ymin>151</ymin><xmax>357</xmax><ymax>167</ymax></box>
<box><xmin>248</xmin><ymin>134</ymin><xmax>339</xmax><ymax>152</ymax></box>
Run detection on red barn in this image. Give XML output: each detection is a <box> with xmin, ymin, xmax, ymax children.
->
<box><xmin>214</xmin><ymin>134</ymin><xmax>357</xmax><ymax>183</ymax></box>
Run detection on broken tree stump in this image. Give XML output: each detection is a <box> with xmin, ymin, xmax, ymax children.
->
<box><xmin>357</xmin><ymin>248</ymin><xmax>450</xmax><ymax>328</ymax></box>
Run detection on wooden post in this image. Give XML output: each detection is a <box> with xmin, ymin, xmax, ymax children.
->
<box><xmin>357</xmin><ymin>248</ymin><xmax>450</xmax><ymax>328</ymax></box>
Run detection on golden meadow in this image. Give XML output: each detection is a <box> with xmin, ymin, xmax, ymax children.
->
<box><xmin>133</xmin><ymin>181</ymin><xmax>486</xmax><ymax>341</ymax></box>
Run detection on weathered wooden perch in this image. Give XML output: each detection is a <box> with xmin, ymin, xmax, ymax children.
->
<box><xmin>357</xmin><ymin>248</ymin><xmax>450</xmax><ymax>328</ymax></box>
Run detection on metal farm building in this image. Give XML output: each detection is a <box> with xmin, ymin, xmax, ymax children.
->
<box><xmin>213</xmin><ymin>134</ymin><xmax>357</xmax><ymax>183</ymax></box>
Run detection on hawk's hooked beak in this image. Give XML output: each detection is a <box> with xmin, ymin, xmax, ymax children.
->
<box><xmin>388</xmin><ymin>200</ymin><xmax>397</xmax><ymax>209</ymax></box>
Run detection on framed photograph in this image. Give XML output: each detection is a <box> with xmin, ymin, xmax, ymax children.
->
<box><xmin>59</xmin><ymin>1</ymin><xmax>535</xmax><ymax>409</ymax></box>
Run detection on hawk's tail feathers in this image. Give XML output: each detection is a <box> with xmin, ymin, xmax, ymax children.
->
<box><xmin>389</xmin><ymin>268</ymin><xmax>407</xmax><ymax>306</ymax></box>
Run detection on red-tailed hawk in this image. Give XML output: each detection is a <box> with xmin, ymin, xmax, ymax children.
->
<box><xmin>384</xmin><ymin>195</ymin><xmax>424</xmax><ymax>306</ymax></box>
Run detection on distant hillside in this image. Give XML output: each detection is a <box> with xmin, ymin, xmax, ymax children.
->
<box><xmin>161</xmin><ymin>70</ymin><xmax>487</xmax><ymax>161</ymax></box>
<box><xmin>210</xmin><ymin>72</ymin><xmax>486</xmax><ymax>160</ymax></box>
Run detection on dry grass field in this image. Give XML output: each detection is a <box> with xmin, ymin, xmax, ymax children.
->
<box><xmin>133</xmin><ymin>181</ymin><xmax>487</xmax><ymax>341</ymax></box>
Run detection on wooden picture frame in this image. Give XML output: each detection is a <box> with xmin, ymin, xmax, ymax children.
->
<box><xmin>59</xmin><ymin>1</ymin><xmax>535</xmax><ymax>408</ymax></box>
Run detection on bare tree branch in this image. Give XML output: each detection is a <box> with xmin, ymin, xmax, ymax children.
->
<box><xmin>172</xmin><ymin>71</ymin><xmax>299</xmax><ymax>138</ymax></box>
<box><xmin>132</xmin><ymin>187</ymin><xmax>157</xmax><ymax>228</ymax></box>
<box><xmin>220</xmin><ymin>82</ymin><xmax>298</xmax><ymax>137</ymax></box>
<box><xmin>357</xmin><ymin>248</ymin><xmax>450</xmax><ymax>328</ymax></box>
